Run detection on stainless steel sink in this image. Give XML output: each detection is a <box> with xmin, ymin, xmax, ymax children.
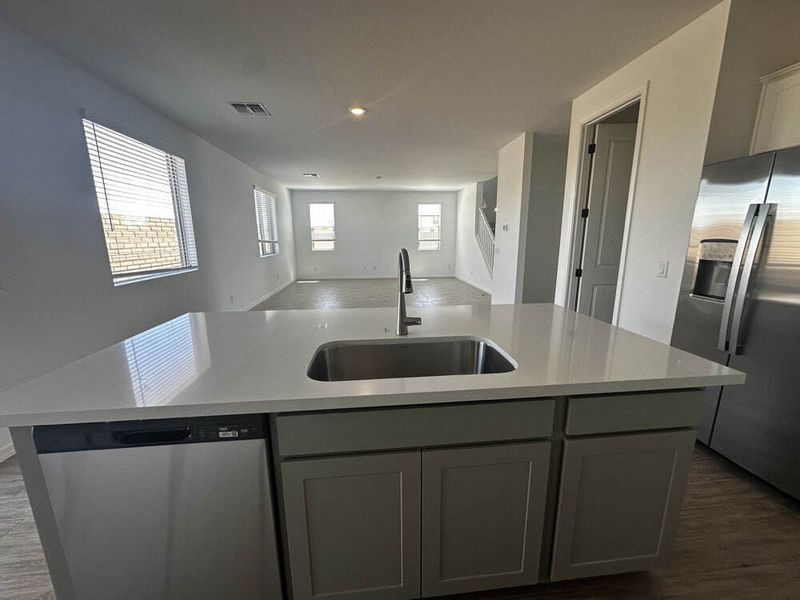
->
<box><xmin>307</xmin><ymin>337</ymin><xmax>516</xmax><ymax>382</ymax></box>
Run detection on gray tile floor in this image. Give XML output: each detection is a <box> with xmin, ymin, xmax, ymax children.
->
<box><xmin>252</xmin><ymin>277</ymin><xmax>491</xmax><ymax>311</ymax></box>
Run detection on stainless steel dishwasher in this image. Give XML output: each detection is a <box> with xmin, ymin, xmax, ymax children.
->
<box><xmin>33</xmin><ymin>415</ymin><xmax>282</xmax><ymax>600</ymax></box>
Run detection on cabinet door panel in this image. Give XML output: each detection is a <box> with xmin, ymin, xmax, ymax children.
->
<box><xmin>421</xmin><ymin>442</ymin><xmax>551</xmax><ymax>596</ymax></box>
<box><xmin>282</xmin><ymin>453</ymin><xmax>421</xmax><ymax>600</ymax></box>
<box><xmin>551</xmin><ymin>431</ymin><xmax>694</xmax><ymax>581</ymax></box>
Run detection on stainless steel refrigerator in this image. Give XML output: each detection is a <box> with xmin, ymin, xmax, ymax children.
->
<box><xmin>672</xmin><ymin>145</ymin><xmax>800</xmax><ymax>501</ymax></box>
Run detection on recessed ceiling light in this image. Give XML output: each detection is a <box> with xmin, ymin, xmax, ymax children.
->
<box><xmin>302</xmin><ymin>172</ymin><xmax>320</xmax><ymax>178</ymax></box>
<box><xmin>348</xmin><ymin>105</ymin><xmax>367</xmax><ymax>116</ymax></box>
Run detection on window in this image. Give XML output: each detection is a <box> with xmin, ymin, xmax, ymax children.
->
<box><xmin>83</xmin><ymin>119</ymin><xmax>197</xmax><ymax>285</ymax></box>
<box><xmin>309</xmin><ymin>203</ymin><xmax>335</xmax><ymax>251</ymax></box>
<box><xmin>254</xmin><ymin>187</ymin><xmax>279</xmax><ymax>257</ymax></box>
<box><xmin>418</xmin><ymin>203</ymin><xmax>441</xmax><ymax>251</ymax></box>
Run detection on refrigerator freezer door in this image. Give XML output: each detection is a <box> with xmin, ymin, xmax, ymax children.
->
<box><xmin>671</xmin><ymin>153</ymin><xmax>774</xmax><ymax>443</ymax></box>
<box><xmin>711</xmin><ymin>145</ymin><xmax>800</xmax><ymax>499</ymax></box>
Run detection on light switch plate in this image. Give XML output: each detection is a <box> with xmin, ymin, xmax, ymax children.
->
<box><xmin>656</xmin><ymin>260</ymin><xmax>669</xmax><ymax>278</ymax></box>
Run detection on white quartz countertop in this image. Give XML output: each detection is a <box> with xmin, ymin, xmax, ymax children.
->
<box><xmin>0</xmin><ymin>304</ymin><xmax>744</xmax><ymax>427</ymax></box>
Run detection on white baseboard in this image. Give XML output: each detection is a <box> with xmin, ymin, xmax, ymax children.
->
<box><xmin>295</xmin><ymin>275</ymin><xmax>380</xmax><ymax>280</ymax></box>
<box><xmin>0</xmin><ymin>442</ymin><xmax>15</xmax><ymax>463</ymax></box>
<box><xmin>455</xmin><ymin>274</ymin><xmax>492</xmax><ymax>294</ymax></box>
<box><xmin>242</xmin><ymin>280</ymin><xmax>293</xmax><ymax>311</ymax></box>
<box><xmin>295</xmin><ymin>274</ymin><xmax>457</xmax><ymax>281</ymax></box>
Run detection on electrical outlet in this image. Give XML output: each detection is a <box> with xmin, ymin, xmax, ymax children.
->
<box><xmin>656</xmin><ymin>261</ymin><xmax>669</xmax><ymax>278</ymax></box>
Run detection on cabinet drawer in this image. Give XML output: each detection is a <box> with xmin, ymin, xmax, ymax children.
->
<box><xmin>275</xmin><ymin>400</ymin><xmax>554</xmax><ymax>457</ymax></box>
<box><xmin>566</xmin><ymin>389</ymin><xmax>703</xmax><ymax>435</ymax></box>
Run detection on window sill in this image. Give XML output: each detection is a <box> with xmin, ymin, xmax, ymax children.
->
<box><xmin>259</xmin><ymin>252</ymin><xmax>280</xmax><ymax>258</ymax></box>
<box><xmin>113</xmin><ymin>267</ymin><xmax>198</xmax><ymax>287</ymax></box>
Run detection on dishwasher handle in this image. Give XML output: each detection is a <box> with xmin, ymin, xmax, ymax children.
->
<box><xmin>112</xmin><ymin>427</ymin><xmax>192</xmax><ymax>445</ymax></box>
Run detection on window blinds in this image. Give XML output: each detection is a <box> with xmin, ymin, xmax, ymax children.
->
<box><xmin>83</xmin><ymin>119</ymin><xmax>198</xmax><ymax>283</ymax></box>
<box><xmin>254</xmin><ymin>187</ymin><xmax>279</xmax><ymax>256</ymax></box>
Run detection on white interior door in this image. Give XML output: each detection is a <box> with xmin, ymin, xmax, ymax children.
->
<box><xmin>577</xmin><ymin>123</ymin><xmax>636</xmax><ymax>322</ymax></box>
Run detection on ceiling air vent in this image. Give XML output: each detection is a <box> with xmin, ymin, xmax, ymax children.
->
<box><xmin>302</xmin><ymin>173</ymin><xmax>320</xmax><ymax>178</ymax></box>
<box><xmin>230</xmin><ymin>102</ymin><xmax>272</xmax><ymax>116</ymax></box>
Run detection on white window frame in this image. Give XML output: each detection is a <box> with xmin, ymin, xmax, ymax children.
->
<box><xmin>254</xmin><ymin>187</ymin><xmax>280</xmax><ymax>257</ymax></box>
<box><xmin>82</xmin><ymin>117</ymin><xmax>198</xmax><ymax>285</ymax></box>
<box><xmin>309</xmin><ymin>203</ymin><xmax>336</xmax><ymax>251</ymax></box>
<box><xmin>417</xmin><ymin>203</ymin><xmax>442</xmax><ymax>251</ymax></box>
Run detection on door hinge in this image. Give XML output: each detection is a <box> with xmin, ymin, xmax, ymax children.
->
<box><xmin>581</xmin><ymin>208</ymin><xmax>589</xmax><ymax>218</ymax></box>
<box><xmin>575</xmin><ymin>268</ymin><xmax>583</xmax><ymax>278</ymax></box>
<box><xmin>587</xmin><ymin>143</ymin><xmax>596</xmax><ymax>154</ymax></box>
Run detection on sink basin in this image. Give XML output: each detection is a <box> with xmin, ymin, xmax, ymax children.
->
<box><xmin>307</xmin><ymin>336</ymin><xmax>516</xmax><ymax>382</ymax></box>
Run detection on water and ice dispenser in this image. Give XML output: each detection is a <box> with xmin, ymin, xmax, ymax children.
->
<box><xmin>692</xmin><ymin>240</ymin><xmax>737</xmax><ymax>300</ymax></box>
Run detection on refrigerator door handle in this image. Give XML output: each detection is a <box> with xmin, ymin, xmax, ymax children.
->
<box><xmin>718</xmin><ymin>203</ymin><xmax>759</xmax><ymax>352</ymax></box>
<box><xmin>729</xmin><ymin>203</ymin><xmax>776</xmax><ymax>355</ymax></box>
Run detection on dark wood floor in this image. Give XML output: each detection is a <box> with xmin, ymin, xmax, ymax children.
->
<box><xmin>468</xmin><ymin>445</ymin><xmax>800</xmax><ymax>600</ymax></box>
<box><xmin>0</xmin><ymin>445</ymin><xmax>798</xmax><ymax>599</ymax></box>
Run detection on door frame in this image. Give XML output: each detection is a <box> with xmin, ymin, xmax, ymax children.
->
<box><xmin>565</xmin><ymin>83</ymin><xmax>648</xmax><ymax>325</ymax></box>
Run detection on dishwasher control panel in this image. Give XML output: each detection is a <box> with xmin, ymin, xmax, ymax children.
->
<box><xmin>34</xmin><ymin>414</ymin><xmax>266</xmax><ymax>453</ymax></box>
<box><xmin>195</xmin><ymin>420</ymin><xmax>263</xmax><ymax>442</ymax></box>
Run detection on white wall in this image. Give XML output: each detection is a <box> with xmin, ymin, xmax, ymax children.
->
<box><xmin>555</xmin><ymin>1</ymin><xmax>730</xmax><ymax>342</ymax></box>
<box><xmin>492</xmin><ymin>133</ymin><xmax>534</xmax><ymax>304</ymax></box>
<box><xmin>522</xmin><ymin>134</ymin><xmax>568</xmax><ymax>304</ymax></box>
<box><xmin>291</xmin><ymin>190</ymin><xmax>456</xmax><ymax>279</ymax></box>
<box><xmin>454</xmin><ymin>184</ymin><xmax>493</xmax><ymax>293</ymax></box>
<box><xmin>705</xmin><ymin>0</ymin><xmax>800</xmax><ymax>163</ymax></box>
<box><xmin>0</xmin><ymin>20</ymin><xmax>296</xmax><ymax>455</ymax></box>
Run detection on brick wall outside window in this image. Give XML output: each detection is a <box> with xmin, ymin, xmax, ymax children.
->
<box><xmin>101</xmin><ymin>213</ymin><xmax>183</xmax><ymax>275</ymax></box>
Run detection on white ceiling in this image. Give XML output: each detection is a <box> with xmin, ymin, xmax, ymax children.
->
<box><xmin>0</xmin><ymin>0</ymin><xmax>721</xmax><ymax>190</ymax></box>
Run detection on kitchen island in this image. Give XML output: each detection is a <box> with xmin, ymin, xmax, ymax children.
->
<box><xmin>0</xmin><ymin>304</ymin><xmax>744</xmax><ymax>600</ymax></box>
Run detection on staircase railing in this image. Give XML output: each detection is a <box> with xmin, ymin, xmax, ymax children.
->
<box><xmin>475</xmin><ymin>206</ymin><xmax>495</xmax><ymax>274</ymax></box>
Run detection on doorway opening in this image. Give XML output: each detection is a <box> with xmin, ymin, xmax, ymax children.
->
<box><xmin>568</xmin><ymin>99</ymin><xmax>642</xmax><ymax>323</ymax></box>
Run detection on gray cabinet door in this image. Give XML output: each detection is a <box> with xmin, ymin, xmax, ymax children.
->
<box><xmin>551</xmin><ymin>430</ymin><xmax>695</xmax><ymax>581</ymax></box>
<box><xmin>421</xmin><ymin>442</ymin><xmax>551</xmax><ymax>596</ymax></box>
<box><xmin>282</xmin><ymin>452</ymin><xmax>421</xmax><ymax>600</ymax></box>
